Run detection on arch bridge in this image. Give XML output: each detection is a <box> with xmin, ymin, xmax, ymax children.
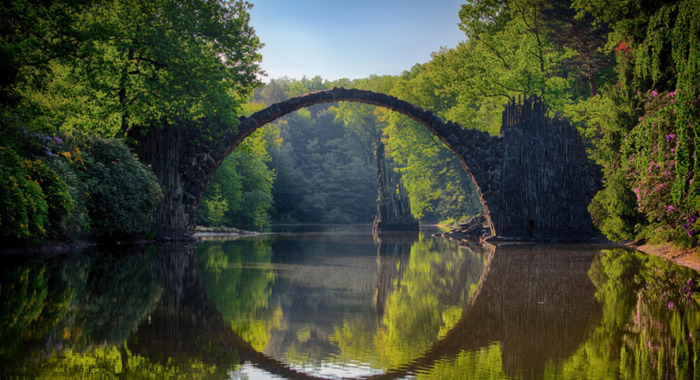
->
<box><xmin>130</xmin><ymin>88</ymin><xmax>600</xmax><ymax>240</ymax></box>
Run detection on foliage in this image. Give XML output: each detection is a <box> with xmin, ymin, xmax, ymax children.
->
<box><xmin>203</xmin><ymin>184</ymin><xmax>228</xmax><ymax>228</ymax></box>
<box><xmin>3</xmin><ymin>0</ymin><xmax>263</xmax><ymax>136</ymax></box>
<box><xmin>196</xmin><ymin>239</ymin><xmax>278</xmax><ymax>352</ymax></box>
<box><xmin>198</xmin><ymin>130</ymin><xmax>275</xmax><ymax>229</ymax></box>
<box><xmin>0</xmin><ymin>146</ymin><xmax>48</xmax><ymax>242</ymax></box>
<box><xmin>0</xmin><ymin>114</ymin><xmax>162</xmax><ymax>242</ymax></box>
<box><xmin>570</xmin><ymin>0</ymin><xmax>700</xmax><ymax>243</ymax></box>
<box><xmin>75</xmin><ymin>135</ymin><xmax>162</xmax><ymax>238</ymax></box>
<box><xmin>587</xmin><ymin>170</ymin><xmax>643</xmax><ymax>241</ymax></box>
<box><xmin>2</xmin><ymin>0</ymin><xmax>263</xmax><ymax>242</ymax></box>
<box><xmin>544</xmin><ymin>248</ymin><xmax>700</xmax><ymax>379</ymax></box>
<box><xmin>22</xmin><ymin>157</ymin><xmax>73</xmax><ymax>237</ymax></box>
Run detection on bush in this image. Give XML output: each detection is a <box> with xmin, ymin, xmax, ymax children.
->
<box><xmin>588</xmin><ymin>170</ymin><xmax>643</xmax><ymax>242</ymax></box>
<box><xmin>76</xmin><ymin>136</ymin><xmax>162</xmax><ymax>238</ymax></box>
<box><xmin>42</xmin><ymin>153</ymin><xmax>89</xmax><ymax>237</ymax></box>
<box><xmin>0</xmin><ymin>146</ymin><xmax>48</xmax><ymax>242</ymax></box>
<box><xmin>22</xmin><ymin>158</ymin><xmax>73</xmax><ymax>238</ymax></box>
<box><xmin>1</xmin><ymin>120</ymin><xmax>162</xmax><ymax>241</ymax></box>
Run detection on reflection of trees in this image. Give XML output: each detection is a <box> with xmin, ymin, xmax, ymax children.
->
<box><xmin>1</xmin><ymin>247</ymin><xmax>165</xmax><ymax>378</ymax></box>
<box><xmin>375</xmin><ymin>235</ymin><xmax>484</xmax><ymax>367</ymax></box>
<box><xmin>543</xmin><ymin>248</ymin><xmax>700</xmax><ymax>379</ymax></box>
<box><xmin>373</xmin><ymin>245</ymin><xmax>602</xmax><ymax>380</ymax></box>
<box><xmin>196</xmin><ymin>238</ymin><xmax>279</xmax><ymax>351</ymax></box>
<box><xmin>0</xmin><ymin>257</ymin><xmax>62</xmax><ymax>366</ymax></box>
<box><xmin>206</xmin><ymin>231</ymin><xmax>486</xmax><ymax>373</ymax></box>
<box><xmin>71</xmin><ymin>248</ymin><xmax>160</xmax><ymax>344</ymax></box>
<box><xmin>10</xmin><ymin>240</ymin><xmax>694</xmax><ymax>379</ymax></box>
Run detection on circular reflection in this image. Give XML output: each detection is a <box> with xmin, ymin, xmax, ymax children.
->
<box><xmin>196</xmin><ymin>227</ymin><xmax>487</xmax><ymax>377</ymax></box>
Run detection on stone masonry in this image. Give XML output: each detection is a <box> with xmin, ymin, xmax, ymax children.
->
<box><xmin>135</xmin><ymin>88</ymin><xmax>600</xmax><ymax>240</ymax></box>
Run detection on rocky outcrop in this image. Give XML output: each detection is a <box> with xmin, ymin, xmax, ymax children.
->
<box><xmin>434</xmin><ymin>215</ymin><xmax>489</xmax><ymax>242</ymax></box>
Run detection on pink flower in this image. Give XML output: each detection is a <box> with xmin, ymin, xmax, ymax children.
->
<box><xmin>668</xmin><ymin>205</ymin><xmax>675</xmax><ymax>212</ymax></box>
<box><xmin>652</xmin><ymin>90</ymin><xmax>658</xmax><ymax>97</ymax></box>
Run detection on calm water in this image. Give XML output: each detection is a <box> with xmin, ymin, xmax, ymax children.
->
<box><xmin>1</xmin><ymin>225</ymin><xmax>699</xmax><ymax>379</ymax></box>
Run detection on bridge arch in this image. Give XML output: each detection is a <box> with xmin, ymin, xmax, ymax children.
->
<box><xmin>134</xmin><ymin>88</ymin><xmax>598</xmax><ymax>240</ymax></box>
<box><xmin>198</xmin><ymin>87</ymin><xmax>498</xmax><ymax>234</ymax></box>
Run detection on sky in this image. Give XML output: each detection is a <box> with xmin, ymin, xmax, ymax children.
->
<box><xmin>247</xmin><ymin>0</ymin><xmax>467</xmax><ymax>82</ymax></box>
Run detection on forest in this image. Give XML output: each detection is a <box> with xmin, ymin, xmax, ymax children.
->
<box><xmin>1</xmin><ymin>0</ymin><xmax>699</xmax><ymax>246</ymax></box>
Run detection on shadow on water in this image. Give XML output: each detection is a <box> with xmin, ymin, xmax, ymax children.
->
<box><xmin>1</xmin><ymin>229</ymin><xmax>700</xmax><ymax>379</ymax></box>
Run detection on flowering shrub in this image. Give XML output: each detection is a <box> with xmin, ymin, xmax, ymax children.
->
<box><xmin>22</xmin><ymin>158</ymin><xmax>74</xmax><ymax>237</ymax></box>
<box><xmin>0</xmin><ymin>146</ymin><xmax>48</xmax><ymax>242</ymax></box>
<box><xmin>1</xmin><ymin>116</ymin><xmax>161</xmax><ymax>242</ymax></box>
<box><xmin>624</xmin><ymin>89</ymin><xmax>700</xmax><ymax>242</ymax></box>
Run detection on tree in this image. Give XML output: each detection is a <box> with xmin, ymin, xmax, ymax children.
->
<box><xmin>2</xmin><ymin>0</ymin><xmax>264</xmax><ymax>239</ymax></box>
<box><xmin>570</xmin><ymin>0</ymin><xmax>700</xmax><ymax>242</ymax></box>
<box><xmin>204</xmin><ymin>185</ymin><xmax>228</xmax><ymax>228</ymax></box>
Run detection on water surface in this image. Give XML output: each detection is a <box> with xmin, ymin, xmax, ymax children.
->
<box><xmin>1</xmin><ymin>225</ymin><xmax>699</xmax><ymax>379</ymax></box>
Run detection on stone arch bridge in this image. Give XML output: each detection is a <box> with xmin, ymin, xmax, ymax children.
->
<box><xmin>130</xmin><ymin>88</ymin><xmax>600</xmax><ymax>240</ymax></box>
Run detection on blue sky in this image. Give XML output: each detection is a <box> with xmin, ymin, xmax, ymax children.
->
<box><xmin>248</xmin><ymin>0</ymin><xmax>467</xmax><ymax>81</ymax></box>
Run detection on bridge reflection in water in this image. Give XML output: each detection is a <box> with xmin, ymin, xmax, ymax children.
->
<box><xmin>125</xmin><ymin>232</ymin><xmax>602</xmax><ymax>379</ymax></box>
<box><xmin>6</xmin><ymin>230</ymin><xmax>698</xmax><ymax>379</ymax></box>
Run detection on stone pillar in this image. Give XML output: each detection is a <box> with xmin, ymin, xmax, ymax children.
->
<box><xmin>373</xmin><ymin>142</ymin><xmax>419</xmax><ymax>232</ymax></box>
<box><xmin>494</xmin><ymin>95</ymin><xmax>600</xmax><ymax>240</ymax></box>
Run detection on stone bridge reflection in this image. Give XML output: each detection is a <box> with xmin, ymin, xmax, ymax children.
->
<box><xmin>127</xmin><ymin>241</ymin><xmax>601</xmax><ymax>379</ymax></box>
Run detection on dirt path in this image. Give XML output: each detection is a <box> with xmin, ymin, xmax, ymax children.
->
<box><xmin>631</xmin><ymin>243</ymin><xmax>700</xmax><ymax>272</ymax></box>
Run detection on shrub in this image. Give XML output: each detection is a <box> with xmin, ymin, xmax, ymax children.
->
<box><xmin>22</xmin><ymin>158</ymin><xmax>74</xmax><ymax>238</ymax></box>
<box><xmin>42</xmin><ymin>153</ymin><xmax>89</xmax><ymax>237</ymax></box>
<box><xmin>0</xmin><ymin>146</ymin><xmax>48</xmax><ymax>242</ymax></box>
<box><xmin>588</xmin><ymin>170</ymin><xmax>643</xmax><ymax>242</ymax></box>
<box><xmin>76</xmin><ymin>136</ymin><xmax>162</xmax><ymax>238</ymax></box>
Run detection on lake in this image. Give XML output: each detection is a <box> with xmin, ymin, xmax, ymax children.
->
<box><xmin>1</xmin><ymin>224</ymin><xmax>699</xmax><ymax>379</ymax></box>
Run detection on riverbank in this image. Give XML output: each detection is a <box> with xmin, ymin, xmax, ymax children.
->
<box><xmin>629</xmin><ymin>241</ymin><xmax>700</xmax><ymax>272</ymax></box>
<box><xmin>193</xmin><ymin>226</ymin><xmax>260</xmax><ymax>238</ymax></box>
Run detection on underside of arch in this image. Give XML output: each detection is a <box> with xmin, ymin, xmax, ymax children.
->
<box><xmin>205</xmin><ymin>87</ymin><xmax>498</xmax><ymax>234</ymax></box>
<box><xmin>138</xmin><ymin>88</ymin><xmax>599</xmax><ymax>241</ymax></box>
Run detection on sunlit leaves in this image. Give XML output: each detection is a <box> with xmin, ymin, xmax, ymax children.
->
<box><xmin>4</xmin><ymin>0</ymin><xmax>263</xmax><ymax>136</ymax></box>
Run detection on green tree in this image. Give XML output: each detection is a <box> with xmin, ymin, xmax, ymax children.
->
<box><xmin>570</xmin><ymin>0</ymin><xmax>700</xmax><ymax>242</ymax></box>
<box><xmin>204</xmin><ymin>185</ymin><xmax>228</xmax><ymax>228</ymax></box>
<box><xmin>7</xmin><ymin>0</ymin><xmax>263</xmax><ymax>136</ymax></box>
<box><xmin>198</xmin><ymin>127</ymin><xmax>275</xmax><ymax>229</ymax></box>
